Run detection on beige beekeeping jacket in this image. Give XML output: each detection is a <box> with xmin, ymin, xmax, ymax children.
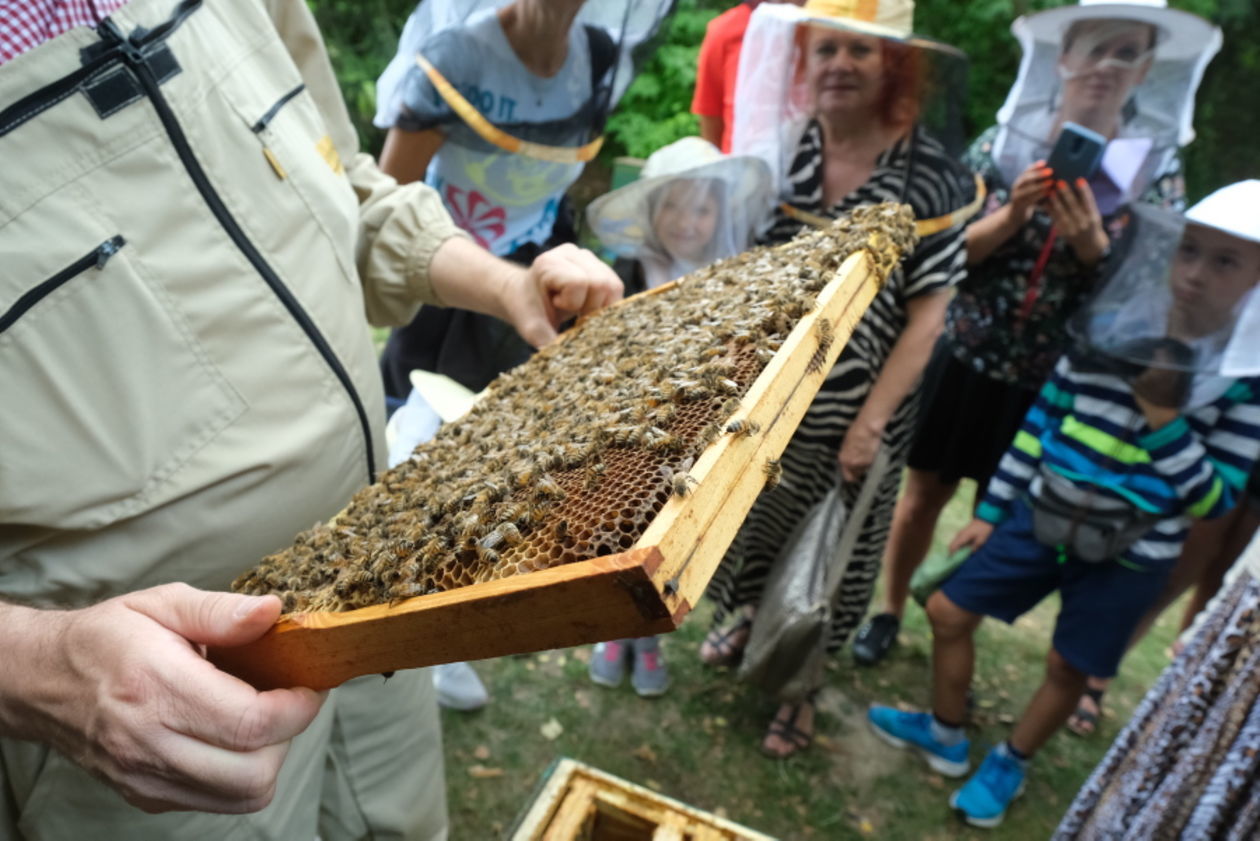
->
<box><xmin>0</xmin><ymin>0</ymin><xmax>460</xmax><ymax>837</ymax></box>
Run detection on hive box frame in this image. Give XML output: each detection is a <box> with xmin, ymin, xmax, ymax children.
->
<box><xmin>510</xmin><ymin>757</ymin><xmax>777</xmax><ymax>841</ymax></box>
<box><xmin>210</xmin><ymin>247</ymin><xmax>885</xmax><ymax>690</ymax></box>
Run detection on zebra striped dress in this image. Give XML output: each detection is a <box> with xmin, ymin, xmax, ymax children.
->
<box><xmin>706</xmin><ymin>120</ymin><xmax>970</xmax><ymax>653</ymax></box>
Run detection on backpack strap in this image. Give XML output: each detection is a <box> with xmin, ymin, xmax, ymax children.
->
<box><xmin>584</xmin><ymin>24</ymin><xmax>616</xmax><ymax>92</ymax></box>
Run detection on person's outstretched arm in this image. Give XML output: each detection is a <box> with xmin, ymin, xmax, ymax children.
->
<box><xmin>0</xmin><ymin>585</ymin><xmax>324</xmax><ymax>814</ymax></box>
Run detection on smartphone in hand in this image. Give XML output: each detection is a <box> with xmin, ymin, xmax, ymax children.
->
<box><xmin>1046</xmin><ymin>122</ymin><xmax>1107</xmax><ymax>183</ymax></box>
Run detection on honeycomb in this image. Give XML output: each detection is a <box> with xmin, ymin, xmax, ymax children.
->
<box><xmin>233</xmin><ymin>204</ymin><xmax>915</xmax><ymax>612</ymax></box>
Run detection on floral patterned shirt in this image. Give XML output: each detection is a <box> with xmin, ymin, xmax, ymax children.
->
<box><xmin>944</xmin><ymin>125</ymin><xmax>1185</xmax><ymax>386</ymax></box>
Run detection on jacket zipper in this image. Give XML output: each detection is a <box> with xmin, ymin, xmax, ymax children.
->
<box><xmin>0</xmin><ymin>236</ymin><xmax>125</xmax><ymax>335</ymax></box>
<box><xmin>97</xmin><ymin>19</ymin><xmax>377</xmax><ymax>483</ymax></box>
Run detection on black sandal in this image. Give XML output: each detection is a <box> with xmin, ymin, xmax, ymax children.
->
<box><xmin>761</xmin><ymin>699</ymin><xmax>815</xmax><ymax>759</ymax></box>
<box><xmin>699</xmin><ymin>616</ymin><xmax>753</xmax><ymax>667</ymax></box>
<box><xmin>1068</xmin><ymin>686</ymin><xmax>1105</xmax><ymax>737</ymax></box>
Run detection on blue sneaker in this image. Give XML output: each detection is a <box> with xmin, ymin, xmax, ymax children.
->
<box><xmin>949</xmin><ymin>745</ymin><xmax>1027</xmax><ymax>828</ymax></box>
<box><xmin>866</xmin><ymin>706</ymin><xmax>970</xmax><ymax>777</ymax></box>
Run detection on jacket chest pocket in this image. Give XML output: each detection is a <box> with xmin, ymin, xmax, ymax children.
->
<box><xmin>214</xmin><ymin>46</ymin><xmax>360</xmax><ymax>290</ymax></box>
<box><xmin>0</xmin><ymin>186</ymin><xmax>246</xmax><ymax>531</ymax></box>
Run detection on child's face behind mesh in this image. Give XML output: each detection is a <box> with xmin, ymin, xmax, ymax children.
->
<box><xmin>1168</xmin><ymin>225</ymin><xmax>1260</xmax><ymax>340</ymax></box>
<box><xmin>652</xmin><ymin>180</ymin><xmax>721</xmax><ymax>265</ymax></box>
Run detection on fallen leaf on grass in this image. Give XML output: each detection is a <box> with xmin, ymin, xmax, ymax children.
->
<box><xmin>473</xmin><ymin>745</ymin><xmax>491</xmax><ymax>760</ymax></box>
<box><xmin>858</xmin><ymin>818</ymin><xmax>875</xmax><ymax>836</ymax></box>
<box><xmin>468</xmin><ymin>765</ymin><xmax>504</xmax><ymax>779</ymax></box>
<box><xmin>540</xmin><ymin>718</ymin><xmax>564</xmax><ymax>741</ymax></box>
<box><xmin>926</xmin><ymin>774</ymin><xmax>945</xmax><ymax>790</ymax></box>
<box><xmin>714</xmin><ymin>807</ymin><xmax>729</xmax><ymax>819</ymax></box>
<box><xmin>573</xmin><ymin>689</ymin><xmax>592</xmax><ymax>710</ymax></box>
<box><xmin>631</xmin><ymin>744</ymin><xmax>658</xmax><ymax>764</ymax></box>
<box><xmin>573</xmin><ymin>648</ymin><xmax>591</xmax><ymax>665</ymax></box>
<box><xmin>646</xmin><ymin>779</ymin><xmax>663</xmax><ymax>791</ymax></box>
<box><xmin>713</xmin><ymin>716</ymin><xmax>728</xmax><ymax>728</ymax></box>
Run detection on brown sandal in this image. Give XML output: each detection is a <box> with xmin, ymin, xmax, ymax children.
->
<box><xmin>699</xmin><ymin>616</ymin><xmax>753</xmax><ymax>667</ymax></box>
<box><xmin>761</xmin><ymin>700</ymin><xmax>814</xmax><ymax>759</ymax></box>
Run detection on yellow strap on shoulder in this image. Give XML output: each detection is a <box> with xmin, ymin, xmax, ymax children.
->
<box><xmin>415</xmin><ymin>52</ymin><xmax>604</xmax><ymax>164</ymax></box>
<box><xmin>781</xmin><ymin>173</ymin><xmax>987</xmax><ymax>238</ymax></box>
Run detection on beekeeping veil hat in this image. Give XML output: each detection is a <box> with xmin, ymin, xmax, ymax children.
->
<box><xmin>373</xmin><ymin>0</ymin><xmax>673</xmax><ymax>159</ymax></box>
<box><xmin>992</xmin><ymin>0</ymin><xmax>1220</xmax><ymax>206</ymax></box>
<box><xmin>1070</xmin><ymin>180</ymin><xmax>1260</xmax><ymax>408</ymax></box>
<box><xmin>731</xmin><ymin>0</ymin><xmax>979</xmax><ymax>236</ymax></box>
<box><xmin>586</xmin><ymin>137</ymin><xmax>774</xmax><ymax>286</ymax></box>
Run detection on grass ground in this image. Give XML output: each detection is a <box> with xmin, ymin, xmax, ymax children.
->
<box><xmin>436</xmin><ymin>479</ymin><xmax>1184</xmax><ymax>840</ymax></box>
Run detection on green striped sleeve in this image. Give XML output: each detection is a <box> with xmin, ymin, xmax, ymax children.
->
<box><xmin>1061</xmin><ymin>415</ymin><xmax>1153</xmax><ymax>465</ymax></box>
<box><xmin>1014</xmin><ymin>429</ymin><xmax>1042</xmax><ymax>459</ymax></box>
<box><xmin>1188</xmin><ymin>476</ymin><xmax>1225</xmax><ymax>518</ymax></box>
<box><xmin>1210</xmin><ymin>457</ymin><xmax>1250</xmax><ymax>491</ymax></box>
<box><xmin>1043</xmin><ymin>380</ymin><xmax>1075</xmax><ymax>411</ymax></box>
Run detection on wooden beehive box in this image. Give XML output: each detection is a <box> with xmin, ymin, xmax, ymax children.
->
<box><xmin>210</xmin><ymin>216</ymin><xmax>904</xmax><ymax>691</ymax></box>
<box><xmin>510</xmin><ymin>758</ymin><xmax>777</xmax><ymax>841</ymax></box>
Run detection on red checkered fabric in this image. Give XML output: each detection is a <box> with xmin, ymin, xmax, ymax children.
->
<box><xmin>1</xmin><ymin>0</ymin><xmax>130</xmax><ymax>66</ymax></box>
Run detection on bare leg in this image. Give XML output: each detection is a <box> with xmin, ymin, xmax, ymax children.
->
<box><xmin>882</xmin><ymin>469</ymin><xmax>960</xmax><ymax>619</ymax></box>
<box><xmin>1181</xmin><ymin>503</ymin><xmax>1260</xmax><ymax>631</ymax></box>
<box><xmin>926</xmin><ymin>590</ymin><xmax>983</xmax><ymax>724</ymax></box>
<box><xmin>1070</xmin><ymin>514</ymin><xmax>1239</xmax><ymax>732</ymax></box>
<box><xmin>1010</xmin><ymin>648</ymin><xmax>1088</xmax><ymax>756</ymax></box>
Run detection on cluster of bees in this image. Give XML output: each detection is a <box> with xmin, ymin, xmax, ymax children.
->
<box><xmin>233</xmin><ymin>204</ymin><xmax>914</xmax><ymax>613</ymax></box>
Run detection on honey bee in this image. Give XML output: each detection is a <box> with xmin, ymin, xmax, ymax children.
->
<box><xmin>725</xmin><ymin>419</ymin><xmax>761</xmax><ymax>437</ymax></box>
<box><xmin>535</xmin><ymin>475</ymin><xmax>565</xmax><ymax>499</ymax></box>
<box><xmin>670</xmin><ymin>471</ymin><xmax>698</xmax><ymax>498</ymax></box>
<box><xmin>456</xmin><ymin>512</ymin><xmax>480</xmax><ymax>541</ymax></box>
<box><xmin>763</xmin><ymin>457</ymin><xmax>782</xmax><ymax>490</ymax></box>
<box><xmin>498</xmin><ymin>522</ymin><xmax>523</xmax><ymax>546</ymax></box>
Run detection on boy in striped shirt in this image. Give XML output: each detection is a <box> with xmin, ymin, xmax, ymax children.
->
<box><xmin>866</xmin><ymin>180</ymin><xmax>1260</xmax><ymax>828</ymax></box>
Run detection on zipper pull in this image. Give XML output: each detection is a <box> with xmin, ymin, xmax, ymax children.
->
<box><xmin>96</xmin><ymin>235</ymin><xmax>126</xmax><ymax>269</ymax></box>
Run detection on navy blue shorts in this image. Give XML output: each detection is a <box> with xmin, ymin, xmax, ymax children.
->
<box><xmin>939</xmin><ymin>499</ymin><xmax>1171</xmax><ymax>678</ymax></box>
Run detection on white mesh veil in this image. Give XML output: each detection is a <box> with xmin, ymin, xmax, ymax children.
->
<box><xmin>585</xmin><ymin>137</ymin><xmax>774</xmax><ymax>289</ymax></box>
<box><xmin>1070</xmin><ymin>201</ymin><xmax>1260</xmax><ymax>408</ymax></box>
<box><xmin>992</xmin><ymin>1</ymin><xmax>1220</xmax><ymax>202</ymax></box>
<box><xmin>730</xmin><ymin>2</ymin><xmax>970</xmax><ymax>205</ymax></box>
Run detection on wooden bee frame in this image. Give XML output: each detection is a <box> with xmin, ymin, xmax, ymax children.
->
<box><xmin>510</xmin><ymin>758</ymin><xmax>777</xmax><ymax>841</ymax></box>
<box><xmin>209</xmin><ymin>247</ymin><xmax>884</xmax><ymax>690</ymax></box>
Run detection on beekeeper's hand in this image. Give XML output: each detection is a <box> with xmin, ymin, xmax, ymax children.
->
<box><xmin>508</xmin><ymin>243</ymin><xmax>624</xmax><ymax>348</ymax></box>
<box><xmin>429</xmin><ymin>237</ymin><xmax>623</xmax><ymax>350</ymax></box>
<box><xmin>1047</xmin><ymin>177</ymin><xmax>1109</xmax><ymax>266</ymax></box>
<box><xmin>0</xmin><ymin>585</ymin><xmax>324</xmax><ymax>814</ymax></box>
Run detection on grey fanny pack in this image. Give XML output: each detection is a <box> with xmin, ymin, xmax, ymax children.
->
<box><xmin>1030</xmin><ymin>467</ymin><xmax>1160</xmax><ymax>563</ymax></box>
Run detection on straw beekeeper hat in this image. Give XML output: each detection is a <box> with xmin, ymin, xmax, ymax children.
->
<box><xmin>788</xmin><ymin>0</ymin><xmax>965</xmax><ymax>60</ymax></box>
<box><xmin>1020</xmin><ymin>0</ymin><xmax>1217</xmax><ymax>62</ymax></box>
<box><xmin>586</xmin><ymin>136</ymin><xmax>773</xmax><ymax>255</ymax></box>
<box><xmin>1185</xmin><ymin>180</ymin><xmax>1260</xmax><ymax>244</ymax></box>
<box><xmin>798</xmin><ymin>0</ymin><xmax>914</xmax><ymax>40</ymax></box>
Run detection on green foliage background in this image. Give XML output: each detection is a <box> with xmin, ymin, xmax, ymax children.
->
<box><xmin>310</xmin><ymin>0</ymin><xmax>1258</xmax><ymax>201</ymax></box>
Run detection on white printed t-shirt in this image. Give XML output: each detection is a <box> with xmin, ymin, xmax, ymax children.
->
<box><xmin>398</xmin><ymin>9</ymin><xmax>596</xmax><ymax>256</ymax></box>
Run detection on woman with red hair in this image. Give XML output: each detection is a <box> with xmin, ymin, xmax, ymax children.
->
<box><xmin>700</xmin><ymin>0</ymin><xmax>977</xmax><ymax>757</ymax></box>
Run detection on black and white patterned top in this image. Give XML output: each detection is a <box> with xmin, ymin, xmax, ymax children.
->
<box><xmin>764</xmin><ymin>119</ymin><xmax>971</xmax><ymax>391</ymax></box>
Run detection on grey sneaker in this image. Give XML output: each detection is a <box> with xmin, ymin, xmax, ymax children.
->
<box><xmin>590</xmin><ymin>640</ymin><xmax>631</xmax><ymax>688</ymax></box>
<box><xmin>433</xmin><ymin>661</ymin><xmax>489</xmax><ymax>711</ymax></box>
<box><xmin>631</xmin><ymin>636</ymin><xmax>671</xmax><ymax>697</ymax></box>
